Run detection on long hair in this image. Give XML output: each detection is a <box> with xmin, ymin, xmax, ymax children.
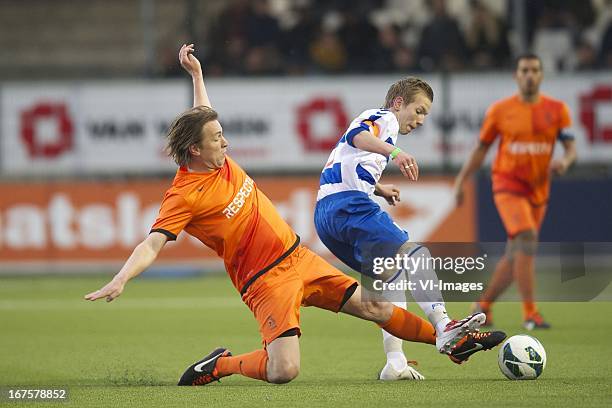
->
<box><xmin>166</xmin><ymin>105</ymin><xmax>218</xmax><ymax>167</ymax></box>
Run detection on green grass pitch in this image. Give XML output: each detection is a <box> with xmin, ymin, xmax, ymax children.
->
<box><xmin>0</xmin><ymin>274</ymin><xmax>610</xmax><ymax>407</ymax></box>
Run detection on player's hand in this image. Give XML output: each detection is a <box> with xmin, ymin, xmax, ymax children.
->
<box><xmin>375</xmin><ymin>184</ymin><xmax>401</xmax><ymax>206</ymax></box>
<box><xmin>84</xmin><ymin>277</ymin><xmax>126</xmax><ymax>303</ymax></box>
<box><xmin>179</xmin><ymin>43</ymin><xmax>202</xmax><ymax>77</ymax></box>
<box><xmin>550</xmin><ymin>159</ymin><xmax>569</xmax><ymax>176</ymax></box>
<box><xmin>393</xmin><ymin>152</ymin><xmax>419</xmax><ymax>181</ymax></box>
<box><xmin>453</xmin><ymin>182</ymin><xmax>464</xmax><ymax>207</ymax></box>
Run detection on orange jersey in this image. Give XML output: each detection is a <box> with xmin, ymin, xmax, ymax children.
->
<box><xmin>480</xmin><ymin>94</ymin><xmax>572</xmax><ymax>205</ymax></box>
<box><xmin>151</xmin><ymin>156</ymin><xmax>298</xmax><ymax>294</ymax></box>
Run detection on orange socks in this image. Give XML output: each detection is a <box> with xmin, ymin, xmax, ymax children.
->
<box><xmin>215</xmin><ymin>349</ymin><xmax>268</xmax><ymax>381</ymax></box>
<box><xmin>379</xmin><ymin>306</ymin><xmax>436</xmax><ymax>345</ymax></box>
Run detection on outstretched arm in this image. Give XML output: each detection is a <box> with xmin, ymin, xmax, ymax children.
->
<box><xmin>84</xmin><ymin>232</ymin><xmax>168</xmax><ymax>302</ymax></box>
<box><xmin>179</xmin><ymin>43</ymin><xmax>211</xmax><ymax>108</ymax></box>
<box><xmin>453</xmin><ymin>142</ymin><xmax>490</xmax><ymax>206</ymax></box>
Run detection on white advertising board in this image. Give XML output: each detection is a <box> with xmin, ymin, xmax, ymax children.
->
<box><xmin>1</xmin><ymin>74</ymin><xmax>610</xmax><ymax>175</ymax></box>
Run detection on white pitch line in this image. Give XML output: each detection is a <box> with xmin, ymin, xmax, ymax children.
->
<box><xmin>0</xmin><ymin>297</ymin><xmax>244</xmax><ymax>311</ymax></box>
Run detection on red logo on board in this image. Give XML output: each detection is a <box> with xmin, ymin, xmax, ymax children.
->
<box><xmin>21</xmin><ymin>102</ymin><xmax>74</xmax><ymax>158</ymax></box>
<box><xmin>296</xmin><ymin>97</ymin><xmax>348</xmax><ymax>152</ymax></box>
<box><xmin>580</xmin><ymin>85</ymin><xmax>612</xmax><ymax>143</ymax></box>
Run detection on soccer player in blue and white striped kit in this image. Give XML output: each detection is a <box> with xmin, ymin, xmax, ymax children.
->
<box><xmin>315</xmin><ymin>78</ymin><xmax>503</xmax><ymax>380</ymax></box>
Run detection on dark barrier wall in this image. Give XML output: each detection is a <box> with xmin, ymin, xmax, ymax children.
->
<box><xmin>477</xmin><ymin>174</ymin><xmax>612</xmax><ymax>242</ymax></box>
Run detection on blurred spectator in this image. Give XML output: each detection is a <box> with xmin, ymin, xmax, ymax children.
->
<box><xmin>465</xmin><ymin>0</ymin><xmax>510</xmax><ymax>69</ymax></box>
<box><xmin>574</xmin><ymin>38</ymin><xmax>598</xmax><ymax>70</ymax></box>
<box><xmin>371</xmin><ymin>24</ymin><xmax>405</xmax><ymax>72</ymax></box>
<box><xmin>245</xmin><ymin>0</ymin><xmax>281</xmax><ymax>47</ymax></box>
<box><xmin>598</xmin><ymin>20</ymin><xmax>612</xmax><ymax>67</ymax></box>
<box><xmin>166</xmin><ymin>0</ymin><xmax>611</xmax><ymax>76</ymax></box>
<box><xmin>507</xmin><ymin>0</ymin><xmax>544</xmax><ymax>48</ymax></box>
<box><xmin>280</xmin><ymin>5</ymin><xmax>320</xmax><ymax>75</ymax></box>
<box><xmin>309</xmin><ymin>29</ymin><xmax>347</xmax><ymax>72</ymax></box>
<box><xmin>206</xmin><ymin>0</ymin><xmax>252</xmax><ymax>75</ymax></box>
<box><xmin>530</xmin><ymin>0</ymin><xmax>593</xmax><ymax>71</ymax></box>
<box><xmin>506</xmin><ymin>0</ymin><xmax>594</xmax><ymax>48</ymax></box>
<box><xmin>417</xmin><ymin>0</ymin><xmax>468</xmax><ymax>71</ymax></box>
<box><xmin>391</xmin><ymin>46</ymin><xmax>416</xmax><ymax>71</ymax></box>
<box><xmin>537</xmin><ymin>0</ymin><xmax>595</xmax><ymax>30</ymax></box>
<box><xmin>243</xmin><ymin>0</ymin><xmax>282</xmax><ymax>75</ymax></box>
<box><xmin>337</xmin><ymin>9</ymin><xmax>381</xmax><ymax>72</ymax></box>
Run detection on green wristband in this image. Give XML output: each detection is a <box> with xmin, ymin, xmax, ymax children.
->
<box><xmin>390</xmin><ymin>147</ymin><xmax>402</xmax><ymax>160</ymax></box>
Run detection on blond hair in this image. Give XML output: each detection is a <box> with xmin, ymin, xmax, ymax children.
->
<box><xmin>383</xmin><ymin>77</ymin><xmax>434</xmax><ymax>109</ymax></box>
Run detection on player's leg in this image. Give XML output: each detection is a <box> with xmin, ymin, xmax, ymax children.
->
<box><xmin>515</xmin><ymin>203</ymin><xmax>550</xmax><ymax>329</ymax></box>
<box><xmin>331</xmin><ymin>203</ymin><xmax>488</xmax><ymax>353</ymax></box>
<box><xmin>491</xmin><ymin>193</ymin><xmax>549</xmax><ymax>328</ymax></box>
<box><xmin>483</xmin><ymin>193</ymin><xmax>533</xmax><ymax>323</ymax></box>
<box><xmin>178</xmin><ymin>331</ymin><xmax>300</xmax><ymax>385</ymax></box>
<box><xmin>475</xmin><ymin>249</ymin><xmax>514</xmax><ymax>326</ymax></box>
<box><xmin>513</xmin><ymin>229</ymin><xmax>538</xmax><ymax>316</ymax></box>
<box><xmin>263</xmin><ymin>334</ymin><xmax>301</xmax><ymax>383</ymax></box>
<box><xmin>178</xmin><ymin>261</ymin><xmax>304</xmax><ymax>385</ymax></box>
<box><xmin>339</xmin><ymin>285</ymin><xmax>435</xmax><ymax>343</ymax></box>
<box><xmin>340</xmin><ymin>284</ymin><xmax>505</xmax><ymax>364</ymax></box>
<box><xmin>296</xmin><ymin>246</ymin><xmax>504</xmax><ymax>366</ymax></box>
<box><xmin>215</xmin><ymin>330</ymin><xmax>301</xmax><ymax>384</ymax></box>
<box><xmin>297</xmin><ymin>245</ymin><xmax>425</xmax><ymax>379</ymax></box>
<box><xmin>393</xmin><ymin>241</ymin><xmax>486</xmax><ymax>353</ymax></box>
<box><xmin>314</xmin><ymin>194</ymin><xmax>414</xmax><ymax>377</ymax></box>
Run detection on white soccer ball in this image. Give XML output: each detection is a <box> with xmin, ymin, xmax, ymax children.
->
<box><xmin>498</xmin><ymin>335</ymin><xmax>546</xmax><ymax>380</ymax></box>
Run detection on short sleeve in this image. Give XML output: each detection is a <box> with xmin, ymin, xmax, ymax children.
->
<box><xmin>479</xmin><ymin>104</ymin><xmax>499</xmax><ymax>145</ymax></box>
<box><xmin>559</xmin><ymin>102</ymin><xmax>572</xmax><ymax>129</ymax></box>
<box><xmin>345</xmin><ymin>110</ymin><xmax>394</xmax><ymax>146</ymax></box>
<box><xmin>150</xmin><ymin>191</ymin><xmax>192</xmax><ymax>241</ymax></box>
<box><xmin>557</xmin><ymin>102</ymin><xmax>574</xmax><ymax>141</ymax></box>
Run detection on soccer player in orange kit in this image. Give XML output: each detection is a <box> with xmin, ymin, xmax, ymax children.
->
<box><xmin>84</xmin><ymin>44</ymin><xmax>505</xmax><ymax>386</ymax></box>
<box><xmin>454</xmin><ymin>53</ymin><xmax>577</xmax><ymax>330</ymax></box>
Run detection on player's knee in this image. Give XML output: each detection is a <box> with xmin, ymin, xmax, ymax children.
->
<box><xmin>398</xmin><ymin>241</ymin><xmax>427</xmax><ymax>256</ymax></box>
<box><xmin>398</xmin><ymin>241</ymin><xmax>431</xmax><ymax>268</ymax></box>
<box><xmin>514</xmin><ymin>230</ymin><xmax>538</xmax><ymax>255</ymax></box>
<box><xmin>267</xmin><ymin>360</ymin><xmax>300</xmax><ymax>384</ymax></box>
<box><xmin>361</xmin><ymin>299</ymin><xmax>393</xmax><ymax>323</ymax></box>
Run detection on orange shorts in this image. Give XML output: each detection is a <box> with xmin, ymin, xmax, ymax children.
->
<box><xmin>494</xmin><ymin>193</ymin><xmax>547</xmax><ymax>238</ymax></box>
<box><xmin>241</xmin><ymin>245</ymin><xmax>358</xmax><ymax>345</ymax></box>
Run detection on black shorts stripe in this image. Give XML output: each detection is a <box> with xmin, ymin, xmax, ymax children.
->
<box><xmin>278</xmin><ymin>328</ymin><xmax>300</xmax><ymax>338</ymax></box>
<box><xmin>150</xmin><ymin>228</ymin><xmax>177</xmax><ymax>241</ymax></box>
<box><xmin>339</xmin><ymin>282</ymin><xmax>359</xmax><ymax>310</ymax></box>
<box><xmin>240</xmin><ymin>235</ymin><xmax>301</xmax><ymax>295</ymax></box>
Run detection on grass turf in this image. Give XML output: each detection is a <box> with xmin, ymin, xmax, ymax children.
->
<box><xmin>0</xmin><ymin>274</ymin><xmax>610</xmax><ymax>407</ymax></box>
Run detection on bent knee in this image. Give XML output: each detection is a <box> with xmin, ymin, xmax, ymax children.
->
<box><xmin>516</xmin><ymin>230</ymin><xmax>537</xmax><ymax>242</ymax></box>
<box><xmin>362</xmin><ymin>300</ymin><xmax>393</xmax><ymax>323</ymax></box>
<box><xmin>511</xmin><ymin>230</ymin><xmax>538</xmax><ymax>256</ymax></box>
<box><xmin>267</xmin><ymin>362</ymin><xmax>300</xmax><ymax>384</ymax></box>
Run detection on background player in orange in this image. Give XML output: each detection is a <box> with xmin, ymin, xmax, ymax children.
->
<box><xmin>453</xmin><ymin>53</ymin><xmax>577</xmax><ymax>330</ymax></box>
<box><xmin>84</xmin><ymin>44</ymin><xmax>504</xmax><ymax>386</ymax></box>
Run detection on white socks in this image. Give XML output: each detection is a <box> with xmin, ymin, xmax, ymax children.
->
<box><xmin>420</xmin><ymin>301</ymin><xmax>452</xmax><ymax>335</ymax></box>
<box><xmin>380</xmin><ymin>244</ymin><xmax>454</xmax><ymax>369</ymax></box>
<box><xmin>381</xmin><ymin>268</ymin><xmax>409</xmax><ymax>370</ymax></box>
<box><xmin>406</xmin><ymin>246</ymin><xmax>451</xmax><ymax>334</ymax></box>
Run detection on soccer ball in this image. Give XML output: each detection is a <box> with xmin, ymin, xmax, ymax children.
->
<box><xmin>498</xmin><ymin>335</ymin><xmax>546</xmax><ymax>380</ymax></box>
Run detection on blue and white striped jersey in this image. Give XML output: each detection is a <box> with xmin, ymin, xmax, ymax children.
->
<box><xmin>317</xmin><ymin>108</ymin><xmax>399</xmax><ymax>201</ymax></box>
